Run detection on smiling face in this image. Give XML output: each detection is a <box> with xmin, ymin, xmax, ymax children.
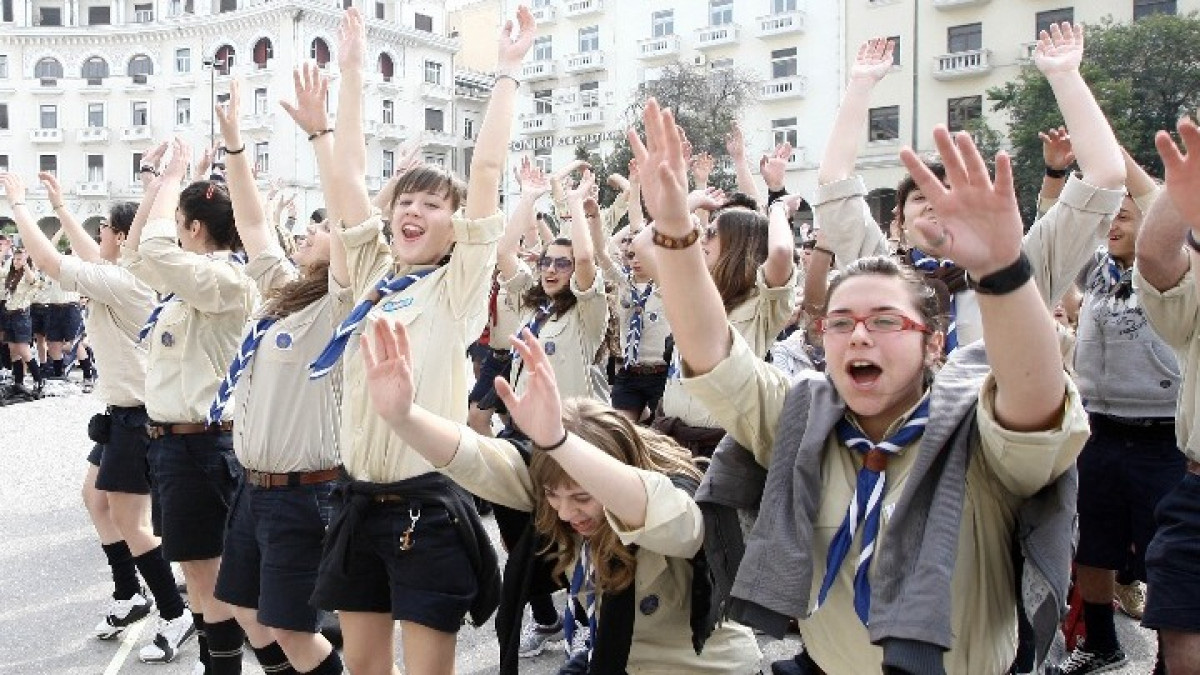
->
<box><xmin>1106</xmin><ymin>195</ymin><xmax>1141</xmax><ymax>266</ymax></box>
<box><xmin>822</xmin><ymin>273</ymin><xmax>942</xmax><ymax>439</ymax></box>
<box><xmin>539</xmin><ymin>242</ymin><xmax>575</xmax><ymax>295</ymax></box>
<box><xmin>294</xmin><ymin>219</ymin><xmax>332</xmax><ymax>268</ymax></box>
<box><xmin>97</xmin><ymin>219</ymin><xmax>125</xmax><ymax>261</ymax></box>
<box><xmin>389</xmin><ymin>189</ymin><xmax>455</xmax><ymax>266</ymax></box>
<box><xmin>544</xmin><ymin>482</ymin><xmax>604</xmax><ymax>537</ymax></box>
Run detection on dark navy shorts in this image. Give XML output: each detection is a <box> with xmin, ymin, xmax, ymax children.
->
<box><xmin>30</xmin><ymin>304</ymin><xmax>50</xmax><ymax>336</ymax></box>
<box><xmin>610</xmin><ymin>368</ymin><xmax>668</xmax><ymax>416</ymax></box>
<box><xmin>95</xmin><ymin>406</ymin><xmax>152</xmax><ymax>494</ymax></box>
<box><xmin>1143</xmin><ymin>471</ymin><xmax>1200</xmax><ymax>632</ymax></box>
<box><xmin>1075</xmin><ymin>414</ymin><xmax>1186</xmax><ymax>579</ymax></box>
<box><xmin>468</xmin><ymin>348</ymin><xmax>512</xmax><ymax>408</ymax></box>
<box><xmin>215</xmin><ymin>479</ymin><xmax>336</xmax><ymax>632</ymax></box>
<box><xmin>3</xmin><ymin>309</ymin><xmax>32</xmax><ymax>344</ymax></box>
<box><xmin>46</xmin><ymin>303</ymin><xmax>83</xmax><ymax>342</ymax></box>
<box><xmin>311</xmin><ymin>495</ymin><xmax>478</xmax><ymax>633</ymax></box>
<box><xmin>148</xmin><ymin>431</ymin><xmax>241</xmax><ymax>562</ymax></box>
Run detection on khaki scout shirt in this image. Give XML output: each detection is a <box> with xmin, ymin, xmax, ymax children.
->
<box><xmin>231</xmin><ymin>248</ymin><xmax>353</xmax><ymax>472</ymax></box>
<box><xmin>684</xmin><ymin>329</ymin><xmax>1089</xmax><ymax>675</ymax></box>
<box><xmin>5</xmin><ymin>270</ymin><xmax>44</xmax><ymax>310</ymax></box>
<box><xmin>125</xmin><ymin>217</ymin><xmax>258</xmax><ymax>424</ymax></box>
<box><xmin>597</xmin><ymin>254</ymin><xmax>669</xmax><ymax>366</ymax></box>
<box><xmin>36</xmin><ymin>274</ymin><xmax>80</xmax><ymax>305</ymax></box>
<box><xmin>1135</xmin><ymin>266</ymin><xmax>1200</xmax><ymax>463</ymax></box>
<box><xmin>659</xmin><ymin>265</ymin><xmax>797</xmax><ymax>427</ymax></box>
<box><xmin>442</xmin><ymin>428</ymin><xmax>763</xmax><ymax>674</ymax></box>
<box><xmin>59</xmin><ymin>255</ymin><xmax>155</xmax><ymax>408</ymax></box>
<box><xmin>817</xmin><ymin>175</ymin><xmax>1124</xmax><ymax>346</ymax></box>
<box><xmin>503</xmin><ymin>264</ymin><xmax>609</xmax><ymax>401</ymax></box>
<box><xmin>340</xmin><ymin>210</ymin><xmax>503</xmax><ymax>483</ymax></box>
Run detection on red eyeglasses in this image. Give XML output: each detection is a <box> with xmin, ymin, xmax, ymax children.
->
<box><xmin>815</xmin><ymin>312</ymin><xmax>930</xmax><ymax>335</ymax></box>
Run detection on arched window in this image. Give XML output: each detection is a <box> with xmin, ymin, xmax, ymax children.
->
<box><xmin>34</xmin><ymin>57</ymin><xmax>64</xmax><ymax>81</ymax></box>
<box><xmin>81</xmin><ymin>57</ymin><xmax>109</xmax><ymax>84</ymax></box>
<box><xmin>214</xmin><ymin>44</ymin><xmax>236</xmax><ymax>75</ymax></box>
<box><xmin>253</xmin><ymin>38</ymin><xmax>273</xmax><ymax>69</ymax></box>
<box><xmin>127</xmin><ymin>54</ymin><xmax>154</xmax><ymax>78</ymax></box>
<box><xmin>379</xmin><ymin>53</ymin><xmax>395</xmax><ymax>82</ymax></box>
<box><xmin>311</xmin><ymin>38</ymin><xmax>331</xmax><ymax>68</ymax></box>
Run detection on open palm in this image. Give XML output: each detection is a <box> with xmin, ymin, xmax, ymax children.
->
<box><xmin>493</xmin><ymin>329</ymin><xmax>566</xmax><ymax>448</ymax></box>
<box><xmin>361</xmin><ymin>318</ymin><xmax>417</xmax><ymax>426</ymax></box>
<box><xmin>850</xmin><ymin>38</ymin><xmax>894</xmax><ymax>82</ymax></box>
<box><xmin>1033</xmin><ymin>22</ymin><xmax>1083</xmax><ymax>76</ymax></box>
<box><xmin>1156</xmin><ymin>115</ymin><xmax>1200</xmax><ymax>227</ymax></box>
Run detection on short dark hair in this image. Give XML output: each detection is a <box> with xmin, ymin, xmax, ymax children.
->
<box><xmin>310</xmin><ymin>207</ymin><xmax>327</xmax><ymax>223</ymax></box>
<box><xmin>108</xmin><ymin>202</ymin><xmax>138</xmax><ymax>235</ymax></box>
<box><xmin>895</xmin><ymin>161</ymin><xmax>946</xmax><ymax>229</ymax></box>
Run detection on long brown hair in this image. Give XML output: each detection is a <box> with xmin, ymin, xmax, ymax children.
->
<box><xmin>521</xmin><ymin>238</ymin><xmax>579</xmax><ymax>318</ymax></box>
<box><xmin>5</xmin><ymin>252</ymin><xmax>32</xmax><ymax>294</ymax></box>
<box><xmin>710</xmin><ymin>206</ymin><xmax>768</xmax><ymax>312</ymax></box>
<box><xmin>258</xmin><ymin>262</ymin><xmax>330</xmax><ymax>320</ymax></box>
<box><xmin>529</xmin><ymin>398</ymin><xmax>704</xmax><ymax>595</ymax></box>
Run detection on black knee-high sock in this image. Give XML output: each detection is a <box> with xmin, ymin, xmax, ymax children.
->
<box><xmin>28</xmin><ymin>359</ymin><xmax>42</xmax><ymax>385</ymax></box>
<box><xmin>101</xmin><ymin>541</ymin><xmax>141</xmax><ymax>600</ymax></box>
<box><xmin>12</xmin><ymin>359</ymin><xmax>24</xmax><ymax>385</ymax></box>
<box><xmin>80</xmin><ymin>358</ymin><xmax>94</xmax><ymax>379</ymax></box>
<box><xmin>303</xmin><ymin>650</ymin><xmax>343</xmax><ymax>675</ymax></box>
<box><xmin>206</xmin><ymin>617</ymin><xmax>244</xmax><ymax>675</ymax></box>
<box><xmin>193</xmin><ymin>612</ymin><xmax>210</xmax><ymax>669</ymax></box>
<box><xmin>132</xmin><ymin>546</ymin><xmax>185</xmax><ymax>620</ymax></box>
<box><xmin>251</xmin><ymin>642</ymin><xmax>296</xmax><ymax>674</ymax></box>
<box><xmin>1082</xmin><ymin>601</ymin><xmax>1119</xmax><ymax>653</ymax></box>
<box><xmin>53</xmin><ymin>358</ymin><xmax>64</xmax><ymax>377</ymax></box>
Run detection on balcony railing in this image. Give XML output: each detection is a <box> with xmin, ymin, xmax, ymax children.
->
<box><xmin>563</xmin><ymin>51</ymin><xmax>605</xmax><ymax>74</ymax></box>
<box><xmin>520</xmin><ymin>112</ymin><xmax>557</xmax><ymax>135</ymax></box>
<box><xmin>758</xmin><ymin>10</ymin><xmax>806</xmax><ymax>37</ymax></box>
<box><xmin>562</xmin><ymin>0</ymin><xmax>601</xmax><ymax>18</ymax></box>
<box><xmin>1019</xmin><ymin>41</ymin><xmax>1038</xmax><ymax>62</ymax></box>
<box><xmin>696</xmin><ymin>24</ymin><xmax>740</xmax><ymax>49</ymax></box>
<box><xmin>30</xmin><ymin>128</ymin><xmax>63</xmax><ymax>143</ymax></box>
<box><xmin>76</xmin><ymin>127</ymin><xmax>110</xmax><ymax>144</ymax></box>
<box><xmin>121</xmin><ymin>125</ymin><xmax>154</xmax><ymax>141</ymax></box>
<box><xmin>932</xmin><ymin>0</ymin><xmax>990</xmax><ymax>7</ymax></box>
<box><xmin>933</xmin><ymin>48</ymin><xmax>992</xmax><ymax>79</ymax></box>
<box><xmin>521</xmin><ymin>60</ymin><xmax>557</xmax><ymax>82</ymax></box>
<box><xmin>421</xmin><ymin>82</ymin><xmax>454</xmax><ymax>101</ymax></box>
<box><xmin>134</xmin><ymin>9</ymin><xmax>154</xmax><ymax>22</ymax></box>
<box><xmin>530</xmin><ymin>4</ymin><xmax>555</xmax><ymax>23</ymax></box>
<box><xmin>759</xmin><ymin>75</ymin><xmax>808</xmax><ymax>101</ymax></box>
<box><xmin>240</xmin><ymin>112</ymin><xmax>275</xmax><ymax>132</ymax></box>
<box><xmin>76</xmin><ymin>181</ymin><xmax>110</xmax><ymax>197</ymax></box>
<box><xmin>378</xmin><ymin>123</ymin><xmax>406</xmax><ymax>141</ymax></box>
<box><xmin>565</xmin><ymin>108</ymin><xmax>603</xmax><ymax>128</ymax></box>
<box><xmin>424</xmin><ymin>130</ymin><xmax>457</xmax><ymax>147</ymax></box>
<box><xmin>637</xmin><ymin>34</ymin><xmax>681</xmax><ymax>59</ymax></box>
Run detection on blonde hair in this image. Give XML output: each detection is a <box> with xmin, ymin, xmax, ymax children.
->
<box><xmin>528</xmin><ymin>398</ymin><xmax>703</xmax><ymax>594</ymax></box>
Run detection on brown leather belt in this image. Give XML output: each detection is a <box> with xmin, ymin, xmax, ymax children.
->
<box><xmin>621</xmin><ymin>363</ymin><xmax>669</xmax><ymax>375</ymax></box>
<box><xmin>146</xmin><ymin>421</ymin><xmax>234</xmax><ymax>440</ymax></box>
<box><xmin>1188</xmin><ymin>460</ymin><xmax>1200</xmax><ymax>476</ymax></box>
<box><xmin>244</xmin><ymin>466</ymin><xmax>342</xmax><ymax>489</ymax></box>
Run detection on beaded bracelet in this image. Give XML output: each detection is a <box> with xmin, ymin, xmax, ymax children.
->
<box><xmin>308</xmin><ymin>128</ymin><xmax>334</xmax><ymax>142</ymax></box>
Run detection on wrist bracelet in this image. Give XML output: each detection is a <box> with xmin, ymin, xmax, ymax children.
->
<box><xmin>651</xmin><ymin>224</ymin><xmax>701</xmax><ymax>250</ymax></box>
<box><xmin>495</xmin><ymin>73</ymin><xmax>521</xmax><ymax>88</ymax></box>
<box><xmin>966</xmin><ymin>251</ymin><xmax>1034</xmax><ymax>296</ymax></box>
<box><xmin>224</xmin><ymin>145</ymin><xmax>246</xmax><ymax>155</ymax></box>
<box><xmin>11</xmin><ymin>201</ymin><xmax>25</xmax><ymax>207</ymax></box>
<box><xmin>1044</xmin><ymin>166</ymin><xmax>1069</xmax><ymax>179</ymax></box>
<box><xmin>1186</xmin><ymin>229</ymin><xmax>1200</xmax><ymax>254</ymax></box>
<box><xmin>51</xmin><ymin>203</ymin><xmax>64</xmax><ymax>210</ymax></box>
<box><xmin>308</xmin><ymin>128</ymin><xmax>334</xmax><ymax>142</ymax></box>
<box><xmin>139</xmin><ymin>165</ymin><xmax>159</xmax><ymax>176</ymax></box>
<box><xmin>536</xmin><ymin>430</ymin><xmax>570</xmax><ymax>452</ymax></box>
<box><xmin>812</xmin><ymin>245</ymin><xmax>834</xmax><ymax>258</ymax></box>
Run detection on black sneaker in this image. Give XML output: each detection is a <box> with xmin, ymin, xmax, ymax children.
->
<box><xmin>1058</xmin><ymin>646</ymin><xmax>1128</xmax><ymax>675</ymax></box>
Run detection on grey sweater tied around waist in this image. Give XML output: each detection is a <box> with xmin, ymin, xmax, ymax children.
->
<box><xmin>696</xmin><ymin>343</ymin><xmax>1077</xmax><ymax>674</ymax></box>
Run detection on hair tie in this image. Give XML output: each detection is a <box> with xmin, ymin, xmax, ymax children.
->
<box><xmin>206</xmin><ymin>183</ymin><xmax>216</xmax><ymax>200</ymax></box>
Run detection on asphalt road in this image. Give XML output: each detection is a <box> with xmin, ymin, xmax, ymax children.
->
<box><xmin>0</xmin><ymin>388</ymin><xmax>1156</xmax><ymax>674</ymax></box>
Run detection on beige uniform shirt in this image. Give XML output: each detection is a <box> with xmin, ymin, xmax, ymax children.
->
<box><xmin>36</xmin><ymin>274</ymin><xmax>80</xmax><ymax>304</ymax></box>
<box><xmin>442</xmin><ymin>428</ymin><xmax>763</xmax><ymax>674</ymax></box>
<box><xmin>1134</xmin><ymin>266</ymin><xmax>1200</xmax><ymax>462</ymax></box>
<box><xmin>598</xmin><ymin>255</ymin><xmax>669</xmax><ymax>366</ymax></box>
<box><xmin>818</xmin><ymin>175</ymin><xmax>1125</xmax><ymax>345</ymax></box>
<box><xmin>125</xmin><ymin>217</ymin><xmax>258</xmax><ymax>423</ymax></box>
<box><xmin>5</xmin><ymin>271</ymin><xmax>44</xmax><ymax>310</ymax></box>
<box><xmin>231</xmin><ymin>248</ymin><xmax>352</xmax><ymax>472</ymax></box>
<box><xmin>684</xmin><ymin>329</ymin><xmax>1089</xmax><ymax>675</ymax></box>
<box><xmin>59</xmin><ymin>255</ymin><xmax>155</xmax><ymax>407</ymax></box>
<box><xmin>503</xmin><ymin>265</ymin><xmax>609</xmax><ymax>401</ymax></box>
<box><xmin>660</xmin><ymin>265</ymin><xmax>797</xmax><ymax>426</ymax></box>
<box><xmin>488</xmin><ymin>283</ymin><xmax>523</xmax><ymax>351</ymax></box>
<box><xmin>340</xmin><ymin>210</ymin><xmax>503</xmax><ymax>483</ymax></box>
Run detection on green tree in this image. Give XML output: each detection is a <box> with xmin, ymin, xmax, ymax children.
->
<box><xmin>989</xmin><ymin>12</ymin><xmax>1200</xmax><ymax>223</ymax></box>
<box><xmin>575</xmin><ymin>62</ymin><xmax>758</xmax><ymax>208</ymax></box>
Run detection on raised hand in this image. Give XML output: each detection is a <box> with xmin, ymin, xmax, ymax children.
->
<box><xmin>193</xmin><ymin>145</ymin><xmax>216</xmax><ymax>181</ymax></box>
<box><xmin>161</xmin><ymin>137</ymin><xmax>193</xmax><ymax>181</ymax></box>
<box><xmin>498</xmin><ymin>5</ymin><xmax>536</xmax><ymax>72</ymax></box>
<box><xmin>493</xmin><ymin>328</ymin><xmax>567</xmax><ymax>448</ymax></box>
<box><xmin>627</xmin><ymin>157</ymin><xmax>640</xmax><ymax>181</ymax></box>
<box><xmin>849</xmin><ymin>37</ymin><xmax>895</xmax><ymax>83</ymax></box>
<box><xmin>627</xmin><ymin>98</ymin><xmax>690</xmax><ymax>231</ymax></box>
<box><xmin>724</xmin><ymin>121</ymin><xmax>746</xmax><ymax>160</ymax></box>
<box><xmin>760</xmin><ymin>142</ymin><xmax>792</xmax><ymax>191</ymax></box>
<box><xmin>361</xmin><ymin>318</ymin><xmax>417</xmax><ymax>427</ymax></box>
<box><xmin>38</xmin><ymin>171</ymin><xmax>63</xmax><ymax>206</ymax></box>
<box><xmin>517</xmin><ymin>156</ymin><xmax>550</xmax><ymax>197</ymax></box>
<box><xmin>552</xmin><ymin>159</ymin><xmax>589</xmax><ymax>183</ymax></box>
<box><xmin>0</xmin><ymin>173</ymin><xmax>27</xmax><ymax>206</ymax></box>
<box><xmin>687</xmin><ymin>187</ymin><xmax>726</xmax><ymax>213</ymax></box>
<box><xmin>1033</xmin><ymin>22</ymin><xmax>1084</xmax><ymax>76</ymax></box>
<box><xmin>215</xmin><ymin>80</ymin><xmax>241</xmax><ymax>142</ymax></box>
<box><xmin>1155</xmin><ymin>115</ymin><xmax>1200</xmax><ymax>229</ymax></box>
<box><xmin>337</xmin><ymin>7</ymin><xmax>366</xmax><ymax>73</ymax></box>
<box><xmin>567</xmin><ymin>169</ymin><xmax>596</xmax><ymax>203</ymax></box>
<box><xmin>898</xmin><ymin>126</ymin><xmax>1023</xmax><ymax>279</ymax></box>
<box><xmin>279</xmin><ymin>63</ymin><xmax>330</xmax><ymax>136</ymax></box>
<box><xmin>143</xmin><ymin>141</ymin><xmax>169</xmax><ymax>177</ymax></box>
<box><xmin>1039</xmin><ymin>126</ymin><xmax>1075</xmax><ymax>171</ymax></box>
<box><xmin>690</xmin><ymin>152</ymin><xmax>714</xmax><ymax>188</ymax></box>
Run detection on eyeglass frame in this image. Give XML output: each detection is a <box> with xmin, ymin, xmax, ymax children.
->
<box><xmin>537</xmin><ymin>255</ymin><xmax>575</xmax><ymax>272</ymax></box>
<box><xmin>814</xmin><ymin>312</ymin><xmax>931</xmax><ymax>336</ymax></box>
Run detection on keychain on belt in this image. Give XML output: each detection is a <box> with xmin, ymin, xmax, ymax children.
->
<box><xmin>399</xmin><ymin>508</ymin><xmax>421</xmax><ymax>551</ymax></box>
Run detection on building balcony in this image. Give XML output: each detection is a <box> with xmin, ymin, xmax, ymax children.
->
<box><xmin>932</xmin><ymin>0</ymin><xmax>990</xmax><ymax>7</ymax></box>
<box><xmin>33</xmin><ymin>82</ymin><xmax>64</xmax><ymax>95</ymax></box>
<box><xmin>29</xmin><ymin>128</ymin><xmax>63</xmax><ymax>143</ymax></box>
<box><xmin>133</xmin><ymin>8</ymin><xmax>154</xmax><ymax>22</ymax></box>
<box><xmin>376</xmin><ymin>76</ymin><xmax>402</xmax><ymax>96</ymax></box>
<box><xmin>565</xmin><ymin>108</ymin><xmax>603</xmax><ymax>128</ymax></box>
<box><xmin>759</xmin><ymin>75</ymin><xmax>808</xmax><ymax>101</ymax></box>
<box><xmin>246</xmin><ymin>61</ymin><xmax>273</xmax><ymax>82</ymax></box>
<box><xmin>562</xmin><ymin>0</ymin><xmax>601</xmax><ymax>19</ymax></box>
<box><xmin>240</xmin><ymin>112</ymin><xmax>274</xmax><ymax>133</ymax></box>
<box><xmin>521</xmin><ymin>59</ymin><xmax>557</xmax><ymax>82</ymax></box>
<box><xmin>378</xmin><ymin>123</ymin><xmax>406</xmax><ymax>142</ymax></box>
<box><xmin>520</xmin><ymin>112</ymin><xmax>558</xmax><ymax>135</ymax></box>
<box><xmin>421</xmin><ymin>82</ymin><xmax>454</xmax><ymax>101</ymax></box>
<box><xmin>81</xmin><ymin>82</ymin><xmax>113</xmax><ymax>94</ymax></box>
<box><xmin>696</xmin><ymin>24</ymin><xmax>740</xmax><ymax>49</ymax></box>
<box><xmin>121</xmin><ymin>125</ymin><xmax>154</xmax><ymax>142</ymax></box>
<box><xmin>76</xmin><ymin>181</ymin><xmax>110</xmax><ymax>197</ymax></box>
<box><xmin>933</xmin><ymin>49</ymin><xmax>993</xmax><ymax>80</ymax></box>
<box><xmin>530</xmin><ymin>4</ymin><xmax>555</xmax><ymax>23</ymax></box>
<box><xmin>563</xmin><ymin>51</ymin><xmax>605</xmax><ymax>74</ymax></box>
<box><xmin>758</xmin><ymin>10</ymin><xmax>806</xmax><ymax>38</ymax></box>
<box><xmin>424</xmin><ymin>130</ymin><xmax>457</xmax><ymax>147</ymax></box>
<box><xmin>1020</xmin><ymin>41</ymin><xmax>1039</xmax><ymax>62</ymax></box>
<box><xmin>362</xmin><ymin>119</ymin><xmax>380</xmax><ymax>138</ymax></box>
<box><xmin>76</xmin><ymin>127</ymin><xmax>110</xmax><ymax>144</ymax></box>
<box><xmin>637</xmin><ymin>35</ymin><xmax>681</xmax><ymax>60</ymax></box>
<box><xmin>366</xmin><ymin>175</ymin><xmax>382</xmax><ymax>191</ymax></box>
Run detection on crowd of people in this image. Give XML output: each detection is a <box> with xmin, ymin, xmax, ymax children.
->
<box><xmin>1</xmin><ymin>8</ymin><xmax>1199</xmax><ymax>675</ymax></box>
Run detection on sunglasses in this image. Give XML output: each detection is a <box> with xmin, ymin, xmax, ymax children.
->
<box><xmin>538</xmin><ymin>255</ymin><xmax>574</xmax><ymax>272</ymax></box>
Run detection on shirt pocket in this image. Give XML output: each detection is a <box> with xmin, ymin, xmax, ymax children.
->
<box><xmin>261</xmin><ymin>314</ymin><xmax>318</xmax><ymax>365</ymax></box>
<box><xmin>150</xmin><ymin>305</ymin><xmax>188</xmax><ymax>360</ymax></box>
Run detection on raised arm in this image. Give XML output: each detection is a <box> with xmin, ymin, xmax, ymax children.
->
<box><xmin>327</xmin><ymin>7</ymin><xmax>372</xmax><ymax>226</ymax></box>
<box><xmin>216</xmin><ymin>80</ymin><xmax>272</xmax><ymax>259</ymax></box>
<box><xmin>759</xmin><ymin>142</ymin><xmax>791</xmax><ymax>207</ymax></box>
<box><xmin>1140</xmin><ymin>116</ymin><xmax>1200</xmax><ymax>293</ymax></box>
<box><xmin>689</xmin><ymin>152</ymin><xmax>713</xmax><ymax>192</ymax></box>
<box><xmin>565</xmin><ymin>170</ymin><xmax>598</xmax><ymax>291</ymax></box>
<box><xmin>818</xmin><ymin>38</ymin><xmax>894</xmax><ymax>185</ymax></box>
<box><xmin>903</xmin><ymin>127</ymin><xmax>1065</xmax><ymax>431</ymax></box>
<box><xmin>762</xmin><ymin>184</ymin><xmax>800</xmax><ymax>288</ymax></box>
<box><xmin>1035</xmin><ymin>127</ymin><xmax>1074</xmax><ymax>209</ymax></box>
<box><xmin>125</xmin><ymin>141</ymin><xmax>170</xmax><ymax>252</ymax></box>
<box><xmin>1033</xmin><ymin>23</ymin><xmax>1124</xmax><ymax>189</ymax></box>
<box><xmin>465</xmin><ymin>5</ymin><xmax>535</xmax><ymax>220</ymax></box>
<box><xmin>40</xmin><ymin>172</ymin><xmax>101</xmax><ymax>262</ymax></box>
<box><xmin>802</xmin><ymin>228</ymin><xmax>833</xmax><ymax>317</ymax></box>
<box><xmin>0</xmin><ymin>174</ymin><xmax>64</xmax><ymax>278</ymax></box>
<box><xmin>499</xmin><ymin>157</ymin><xmax>548</xmax><ymax>280</ymax></box>
<box><xmin>725</xmin><ymin>121</ymin><xmax>760</xmax><ymax>205</ymax></box>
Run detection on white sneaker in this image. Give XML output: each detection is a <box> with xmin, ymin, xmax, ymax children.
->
<box><xmin>93</xmin><ymin>592</ymin><xmax>154</xmax><ymax>640</ymax></box>
<box><xmin>138</xmin><ymin>613</ymin><xmax>196</xmax><ymax>664</ymax></box>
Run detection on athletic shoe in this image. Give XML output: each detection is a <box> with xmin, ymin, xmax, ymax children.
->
<box><xmin>82</xmin><ymin>377</ymin><xmax>96</xmax><ymax>394</ymax></box>
<box><xmin>93</xmin><ymin>591</ymin><xmax>154</xmax><ymax>640</ymax></box>
<box><xmin>1058</xmin><ymin>646</ymin><xmax>1128</xmax><ymax>675</ymax></box>
<box><xmin>138</xmin><ymin>613</ymin><xmax>196</xmax><ymax>664</ymax></box>
<box><xmin>1114</xmin><ymin>580</ymin><xmax>1146</xmax><ymax>620</ymax></box>
<box><xmin>517</xmin><ymin>619</ymin><xmax>564</xmax><ymax>657</ymax></box>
